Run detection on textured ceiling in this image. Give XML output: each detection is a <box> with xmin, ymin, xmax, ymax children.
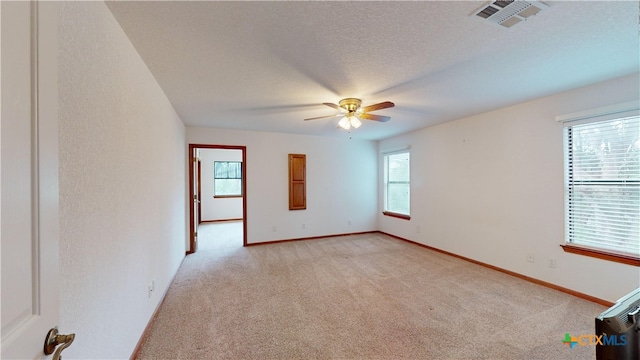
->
<box><xmin>106</xmin><ymin>1</ymin><xmax>639</xmax><ymax>140</ymax></box>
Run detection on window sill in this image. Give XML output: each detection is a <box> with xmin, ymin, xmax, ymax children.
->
<box><xmin>383</xmin><ymin>211</ymin><xmax>411</xmax><ymax>220</ymax></box>
<box><xmin>213</xmin><ymin>195</ymin><xmax>242</xmax><ymax>199</ymax></box>
<box><xmin>560</xmin><ymin>244</ymin><xmax>639</xmax><ymax>267</ymax></box>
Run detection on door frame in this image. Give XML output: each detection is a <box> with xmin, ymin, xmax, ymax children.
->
<box><xmin>188</xmin><ymin>144</ymin><xmax>247</xmax><ymax>253</ymax></box>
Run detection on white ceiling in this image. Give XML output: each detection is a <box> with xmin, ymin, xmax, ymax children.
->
<box><xmin>106</xmin><ymin>1</ymin><xmax>639</xmax><ymax>140</ymax></box>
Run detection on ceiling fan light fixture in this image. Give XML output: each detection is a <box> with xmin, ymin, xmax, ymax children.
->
<box><xmin>350</xmin><ymin>116</ymin><xmax>362</xmax><ymax>129</ymax></box>
<box><xmin>338</xmin><ymin>114</ymin><xmax>361</xmax><ymax>130</ymax></box>
<box><xmin>338</xmin><ymin>116</ymin><xmax>351</xmax><ymax>130</ymax></box>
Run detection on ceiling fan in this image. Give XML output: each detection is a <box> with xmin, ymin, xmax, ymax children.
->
<box><xmin>304</xmin><ymin>98</ymin><xmax>395</xmax><ymax>130</ymax></box>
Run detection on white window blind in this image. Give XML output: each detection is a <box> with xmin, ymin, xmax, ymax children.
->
<box><xmin>384</xmin><ymin>151</ymin><xmax>410</xmax><ymax>215</ymax></box>
<box><xmin>564</xmin><ymin>113</ymin><xmax>639</xmax><ymax>257</ymax></box>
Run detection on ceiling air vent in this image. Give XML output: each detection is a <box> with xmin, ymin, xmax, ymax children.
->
<box><xmin>472</xmin><ymin>1</ymin><xmax>549</xmax><ymax>28</ymax></box>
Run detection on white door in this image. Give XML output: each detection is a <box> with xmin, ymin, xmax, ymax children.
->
<box><xmin>1</xmin><ymin>2</ymin><xmax>67</xmax><ymax>359</ymax></box>
<box><xmin>192</xmin><ymin>149</ymin><xmax>200</xmax><ymax>252</ymax></box>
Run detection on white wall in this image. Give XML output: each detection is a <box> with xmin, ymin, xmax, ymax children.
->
<box><xmin>187</xmin><ymin>128</ymin><xmax>378</xmax><ymax>245</ymax></box>
<box><xmin>58</xmin><ymin>2</ymin><xmax>186</xmax><ymax>358</ymax></box>
<box><xmin>199</xmin><ymin>148</ymin><xmax>243</xmax><ymax>221</ymax></box>
<box><xmin>378</xmin><ymin>73</ymin><xmax>640</xmax><ymax>303</ymax></box>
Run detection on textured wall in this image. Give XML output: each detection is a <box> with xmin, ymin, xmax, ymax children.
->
<box><xmin>58</xmin><ymin>2</ymin><xmax>186</xmax><ymax>358</ymax></box>
<box><xmin>378</xmin><ymin>73</ymin><xmax>640</xmax><ymax>303</ymax></box>
<box><xmin>199</xmin><ymin>149</ymin><xmax>243</xmax><ymax>221</ymax></box>
<box><xmin>187</xmin><ymin>128</ymin><xmax>379</xmax><ymax>246</ymax></box>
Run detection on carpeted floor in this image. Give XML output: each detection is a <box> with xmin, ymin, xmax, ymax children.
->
<box><xmin>136</xmin><ymin>222</ymin><xmax>604</xmax><ymax>359</ymax></box>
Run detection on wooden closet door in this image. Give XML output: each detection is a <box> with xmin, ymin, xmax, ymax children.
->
<box><xmin>288</xmin><ymin>154</ymin><xmax>306</xmax><ymax>210</ymax></box>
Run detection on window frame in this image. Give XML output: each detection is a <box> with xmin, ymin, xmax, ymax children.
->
<box><xmin>383</xmin><ymin>150</ymin><xmax>411</xmax><ymax>220</ymax></box>
<box><xmin>559</xmin><ymin>103</ymin><xmax>639</xmax><ymax>266</ymax></box>
<box><xmin>213</xmin><ymin>161</ymin><xmax>243</xmax><ymax>198</ymax></box>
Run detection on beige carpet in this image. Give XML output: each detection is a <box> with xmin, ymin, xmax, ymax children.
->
<box><xmin>136</xmin><ymin>222</ymin><xmax>604</xmax><ymax>359</ymax></box>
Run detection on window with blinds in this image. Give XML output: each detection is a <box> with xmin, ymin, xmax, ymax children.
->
<box><xmin>384</xmin><ymin>151</ymin><xmax>410</xmax><ymax>219</ymax></box>
<box><xmin>564</xmin><ymin>115</ymin><xmax>639</xmax><ymax>258</ymax></box>
<box><xmin>214</xmin><ymin>161</ymin><xmax>242</xmax><ymax>197</ymax></box>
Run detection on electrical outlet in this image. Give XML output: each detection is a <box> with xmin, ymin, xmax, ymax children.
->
<box><xmin>301</xmin><ymin>223</ymin><xmax>306</xmax><ymax>230</ymax></box>
<box><xmin>416</xmin><ymin>225</ymin><xmax>420</xmax><ymax>234</ymax></box>
<box><xmin>272</xmin><ymin>226</ymin><xmax>277</xmax><ymax>232</ymax></box>
<box><xmin>548</xmin><ymin>259</ymin><xmax>557</xmax><ymax>268</ymax></box>
<box><xmin>348</xmin><ymin>220</ymin><xmax>352</xmax><ymax>226</ymax></box>
<box><xmin>526</xmin><ymin>254</ymin><xmax>535</xmax><ymax>263</ymax></box>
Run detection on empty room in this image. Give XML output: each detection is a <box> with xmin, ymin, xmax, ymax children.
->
<box><xmin>1</xmin><ymin>1</ymin><xmax>638</xmax><ymax>359</ymax></box>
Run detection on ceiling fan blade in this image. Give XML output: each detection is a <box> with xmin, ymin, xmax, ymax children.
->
<box><xmin>361</xmin><ymin>101</ymin><xmax>395</xmax><ymax>112</ymax></box>
<box><xmin>360</xmin><ymin>113</ymin><xmax>391</xmax><ymax>122</ymax></box>
<box><xmin>304</xmin><ymin>114</ymin><xmax>340</xmax><ymax>121</ymax></box>
<box><xmin>323</xmin><ymin>102</ymin><xmax>342</xmax><ymax>111</ymax></box>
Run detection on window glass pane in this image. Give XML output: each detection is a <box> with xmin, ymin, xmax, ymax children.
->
<box><xmin>387</xmin><ymin>183</ymin><xmax>410</xmax><ymax>214</ymax></box>
<box><xmin>214</xmin><ymin>161</ymin><xmax>242</xmax><ymax>179</ymax></box>
<box><xmin>388</xmin><ymin>153</ymin><xmax>410</xmax><ymax>182</ymax></box>
<box><xmin>571</xmin><ymin>117</ymin><xmax>639</xmax><ymax>181</ymax></box>
<box><xmin>214</xmin><ymin>179</ymin><xmax>242</xmax><ymax>196</ymax></box>
<box><xmin>569</xmin><ymin>185</ymin><xmax>640</xmax><ymax>253</ymax></box>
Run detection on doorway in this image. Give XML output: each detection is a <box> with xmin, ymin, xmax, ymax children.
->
<box><xmin>188</xmin><ymin>144</ymin><xmax>247</xmax><ymax>253</ymax></box>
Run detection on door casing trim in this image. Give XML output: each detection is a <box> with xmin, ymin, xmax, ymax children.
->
<box><xmin>188</xmin><ymin>144</ymin><xmax>247</xmax><ymax>253</ymax></box>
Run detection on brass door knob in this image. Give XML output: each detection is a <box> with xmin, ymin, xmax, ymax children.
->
<box><xmin>44</xmin><ymin>328</ymin><xmax>75</xmax><ymax>360</ymax></box>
